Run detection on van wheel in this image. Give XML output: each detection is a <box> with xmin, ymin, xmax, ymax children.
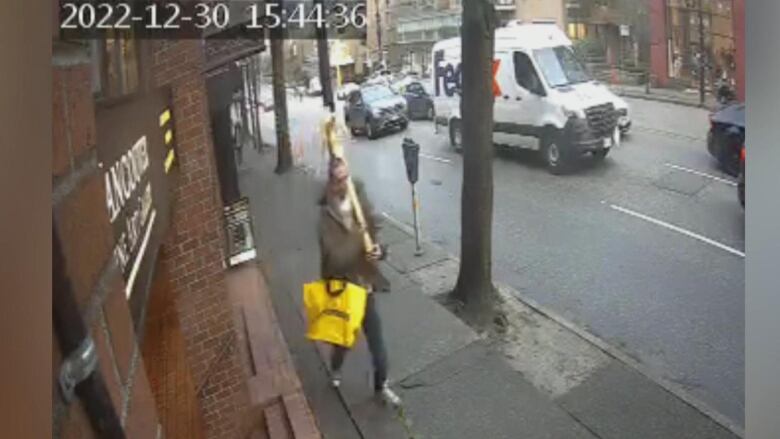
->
<box><xmin>449</xmin><ymin>119</ymin><xmax>462</xmax><ymax>153</ymax></box>
<box><xmin>541</xmin><ymin>135</ymin><xmax>570</xmax><ymax>175</ymax></box>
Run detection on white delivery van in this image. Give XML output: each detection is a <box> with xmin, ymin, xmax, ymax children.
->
<box><xmin>432</xmin><ymin>21</ymin><xmax>631</xmax><ymax>174</ymax></box>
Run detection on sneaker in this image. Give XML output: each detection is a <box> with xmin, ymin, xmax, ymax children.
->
<box><xmin>376</xmin><ymin>384</ymin><xmax>402</xmax><ymax>408</ymax></box>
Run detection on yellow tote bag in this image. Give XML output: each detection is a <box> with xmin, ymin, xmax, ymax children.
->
<box><xmin>303</xmin><ymin>279</ymin><xmax>367</xmax><ymax>348</ymax></box>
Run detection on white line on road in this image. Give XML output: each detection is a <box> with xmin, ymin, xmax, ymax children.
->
<box><xmin>419</xmin><ymin>153</ymin><xmax>451</xmax><ymax>164</ymax></box>
<box><xmin>608</xmin><ymin>203</ymin><xmax>745</xmax><ymax>258</ymax></box>
<box><xmin>664</xmin><ymin>163</ymin><xmax>737</xmax><ymax>186</ymax></box>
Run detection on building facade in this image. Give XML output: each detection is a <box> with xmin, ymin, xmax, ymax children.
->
<box><xmin>395</xmin><ymin>4</ymin><xmax>462</xmax><ymax>74</ymax></box>
<box><xmin>564</xmin><ymin>0</ymin><xmax>744</xmax><ymax>100</ymax></box>
<box><xmin>650</xmin><ymin>0</ymin><xmax>744</xmax><ymax>99</ymax></box>
<box><xmin>388</xmin><ymin>0</ymin><xmax>567</xmax><ymax>75</ymax></box>
<box><xmin>52</xmin><ymin>16</ymin><xmax>320</xmax><ymax>439</ymax></box>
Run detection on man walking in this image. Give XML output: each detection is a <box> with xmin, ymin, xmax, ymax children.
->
<box><xmin>318</xmin><ymin>157</ymin><xmax>401</xmax><ymax>407</ymax></box>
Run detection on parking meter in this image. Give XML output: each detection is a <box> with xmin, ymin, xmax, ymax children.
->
<box><xmin>401</xmin><ymin>138</ymin><xmax>420</xmax><ymax>184</ymax></box>
<box><xmin>401</xmin><ymin>138</ymin><xmax>424</xmax><ymax>255</ymax></box>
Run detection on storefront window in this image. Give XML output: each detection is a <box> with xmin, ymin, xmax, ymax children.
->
<box><xmin>666</xmin><ymin>0</ymin><xmax>734</xmax><ymax>89</ymax></box>
<box><xmin>567</xmin><ymin>23</ymin><xmax>587</xmax><ymax>40</ymax></box>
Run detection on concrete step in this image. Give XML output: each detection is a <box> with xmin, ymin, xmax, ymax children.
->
<box><xmin>265</xmin><ymin>402</ymin><xmax>292</xmax><ymax>439</ymax></box>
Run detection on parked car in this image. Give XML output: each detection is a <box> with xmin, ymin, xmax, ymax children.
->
<box><xmin>738</xmin><ymin>145</ymin><xmax>745</xmax><ymax>208</ymax></box>
<box><xmin>707</xmin><ymin>102</ymin><xmax>744</xmax><ymax>176</ymax></box>
<box><xmin>398</xmin><ymin>81</ymin><xmax>435</xmax><ymax>120</ymax></box>
<box><xmin>344</xmin><ymin>85</ymin><xmax>408</xmax><ymax>139</ymax></box>
<box><xmin>336</xmin><ymin>82</ymin><xmax>360</xmax><ymax>100</ymax></box>
<box><xmin>431</xmin><ymin>22</ymin><xmax>631</xmax><ymax>174</ymax></box>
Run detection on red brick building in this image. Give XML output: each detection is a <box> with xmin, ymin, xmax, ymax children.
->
<box><xmin>52</xmin><ymin>19</ymin><xmax>320</xmax><ymax>439</ymax></box>
<box><xmin>649</xmin><ymin>0</ymin><xmax>745</xmax><ymax>101</ymax></box>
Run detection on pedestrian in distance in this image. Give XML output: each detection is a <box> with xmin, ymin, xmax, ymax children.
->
<box><xmin>317</xmin><ymin>157</ymin><xmax>401</xmax><ymax>408</ymax></box>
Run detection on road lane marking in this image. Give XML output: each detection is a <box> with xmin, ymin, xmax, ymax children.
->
<box><xmin>420</xmin><ymin>153</ymin><xmax>451</xmax><ymax>164</ymax></box>
<box><xmin>664</xmin><ymin>163</ymin><xmax>737</xmax><ymax>186</ymax></box>
<box><xmin>608</xmin><ymin>203</ymin><xmax>744</xmax><ymax>258</ymax></box>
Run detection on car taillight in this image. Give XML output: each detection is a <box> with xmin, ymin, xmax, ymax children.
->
<box><xmin>740</xmin><ymin>146</ymin><xmax>746</xmax><ymax>162</ymax></box>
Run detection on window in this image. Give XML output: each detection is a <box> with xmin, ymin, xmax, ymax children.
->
<box><xmin>513</xmin><ymin>51</ymin><xmax>543</xmax><ymax>93</ymax></box>
<box><xmin>362</xmin><ymin>86</ymin><xmax>395</xmax><ymax>102</ymax></box>
<box><xmin>407</xmin><ymin>82</ymin><xmax>425</xmax><ymax>95</ymax></box>
<box><xmin>532</xmin><ymin>46</ymin><xmax>590</xmax><ymax>88</ymax></box>
<box><xmin>566</xmin><ymin>23</ymin><xmax>587</xmax><ymax>40</ymax></box>
<box><xmin>93</xmin><ymin>29</ymin><xmax>140</xmax><ymax>99</ymax></box>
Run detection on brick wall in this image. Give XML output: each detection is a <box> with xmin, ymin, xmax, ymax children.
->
<box><xmin>53</xmin><ymin>35</ymin><xmax>256</xmax><ymax>439</ymax></box>
<box><xmin>152</xmin><ymin>39</ymin><xmax>249</xmax><ymax>439</ymax></box>
<box><xmin>52</xmin><ymin>43</ymin><xmax>162</xmax><ymax>438</ymax></box>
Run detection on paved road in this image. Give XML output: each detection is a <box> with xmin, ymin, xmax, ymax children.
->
<box><xmin>259</xmin><ymin>96</ymin><xmax>744</xmax><ymax>427</ymax></box>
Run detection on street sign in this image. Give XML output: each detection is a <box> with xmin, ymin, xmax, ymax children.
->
<box><xmin>620</xmin><ymin>24</ymin><xmax>630</xmax><ymax>36</ymax></box>
<box><xmin>96</xmin><ymin>87</ymin><xmax>175</xmax><ymax>328</ymax></box>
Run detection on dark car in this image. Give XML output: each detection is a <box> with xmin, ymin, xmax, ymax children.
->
<box><xmin>344</xmin><ymin>85</ymin><xmax>408</xmax><ymax>139</ymax></box>
<box><xmin>399</xmin><ymin>81</ymin><xmax>435</xmax><ymax>120</ymax></box>
<box><xmin>738</xmin><ymin>145</ymin><xmax>745</xmax><ymax>208</ymax></box>
<box><xmin>707</xmin><ymin>103</ymin><xmax>744</xmax><ymax>176</ymax></box>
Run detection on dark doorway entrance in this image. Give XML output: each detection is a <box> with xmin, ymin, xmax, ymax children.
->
<box><xmin>206</xmin><ymin>65</ymin><xmax>244</xmax><ymax>206</ymax></box>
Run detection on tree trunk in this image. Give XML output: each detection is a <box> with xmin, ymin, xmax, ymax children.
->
<box><xmin>451</xmin><ymin>0</ymin><xmax>496</xmax><ymax>322</ymax></box>
<box><xmin>271</xmin><ymin>30</ymin><xmax>292</xmax><ymax>173</ymax></box>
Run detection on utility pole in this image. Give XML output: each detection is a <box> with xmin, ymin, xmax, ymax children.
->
<box><xmin>271</xmin><ymin>20</ymin><xmax>293</xmax><ymax>173</ymax></box>
<box><xmin>251</xmin><ymin>55</ymin><xmax>263</xmax><ymax>149</ymax></box>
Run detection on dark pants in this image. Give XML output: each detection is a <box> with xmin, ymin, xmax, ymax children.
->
<box><xmin>330</xmin><ymin>294</ymin><xmax>388</xmax><ymax>391</ymax></box>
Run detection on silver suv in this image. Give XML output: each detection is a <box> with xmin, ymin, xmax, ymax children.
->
<box><xmin>344</xmin><ymin>85</ymin><xmax>409</xmax><ymax>140</ymax></box>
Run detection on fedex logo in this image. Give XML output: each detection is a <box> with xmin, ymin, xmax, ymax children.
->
<box><xmin>434</xmin><ymin>60</ymin><xmax>462</xmax><ymax>97</ymax></box>
<box><xmin>434</xmin><ymin>52</ymin><xmax>502</xmax><ymax>98</ymax></box>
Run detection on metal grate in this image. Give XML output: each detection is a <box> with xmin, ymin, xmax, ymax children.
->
<box><xmin>584</xmin><ymin>103</ymin><xmax>618</xmax><ymax>138</ymax></box>
<box><xmin>224</xmin><ymin>198</ymin><xmax>257</xmax><ymax>267</ymax></box>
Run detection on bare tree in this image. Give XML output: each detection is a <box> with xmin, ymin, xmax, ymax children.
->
<box><xmin>451</xmin><ymin>0</ymin><xmax>497</xmax><ymax>323</ymax></box>
<box><xmin>270</xmin><ymin>28</ymin><xmax>292</xmax><ymax>173</ymax></box>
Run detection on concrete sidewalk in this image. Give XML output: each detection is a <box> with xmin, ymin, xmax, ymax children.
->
<box><xmin>609</xmin><ymin>83</ymin><xmax>717</xmax><ymax>110</ymax></box>
<box><xmin>238</xmin><ymin>148</ymin><xmax>740</xmax><ymax>439</ymax></box>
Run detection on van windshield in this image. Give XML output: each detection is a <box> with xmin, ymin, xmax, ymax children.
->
<box><xmin>533</xmin><ymin>46</ymin><xmax>591</xmax><ymax>88</ymax></box>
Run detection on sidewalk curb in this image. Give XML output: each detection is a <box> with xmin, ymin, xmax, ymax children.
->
<box><xmin>380</xmin><ymin>211</ymin><xmax>745</xmax><ymax>439</ymax></box>
<box><xmin>495</xmin><ymin>283</ymin><xmax>744</xmax><ymax>439</ymax></box>
<box><xmin>613</xmin><ymin>88</ymin><xmax>715</xmax><ymax>111</ymax></box>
